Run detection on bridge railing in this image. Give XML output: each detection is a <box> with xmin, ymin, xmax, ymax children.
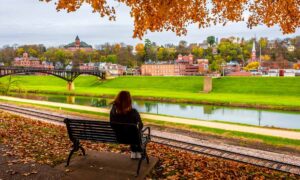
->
<box><xmin>0</xmin><ymin>66</ymin><xmax>105</xmax><ymax>73</ymax></box>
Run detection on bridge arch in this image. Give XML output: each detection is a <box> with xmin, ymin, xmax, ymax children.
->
<box><xmin>0</xmin><ymin>67</ymin><xmax>106</xmax><ymax>91</ymax></box>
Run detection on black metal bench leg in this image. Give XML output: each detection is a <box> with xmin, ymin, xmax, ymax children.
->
<box><xmin>79</xmin><ymin>146</ymin><xmax>86</xmax><ymax>156</ymax></box>
<box><xmin>144</xmin><ymin>146</ymin><xmax>149</xmax><ymax>164</ymax></box>
<box><xmin>66</xmin><ymin>149</ymin><xmax>76</xmax><ymax>167</ymax></box>
<box><xmin>136</xmin><ymin>156</ymin><xmax>143</xmax><ymax>177</ymax></box>
<box><xmin>146</xmin><ymin>154</ymin><xmax>149</xmax><ymax>164</ymax></box>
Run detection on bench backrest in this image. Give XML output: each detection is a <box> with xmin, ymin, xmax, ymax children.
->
<box><xmin>64</xmin><ymin>118</ymin><xmax>140</xmax><ymax>145</ymax></box>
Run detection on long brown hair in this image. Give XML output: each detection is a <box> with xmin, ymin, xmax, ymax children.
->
<box><xmin>111</xmin><ymin>91</ymin><xmax>132</xmax><ymax>114</ymax></box>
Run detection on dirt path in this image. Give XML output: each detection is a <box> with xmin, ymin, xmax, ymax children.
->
<box><xmin>1</xmin><ymin>95</ymin><xmax>300</xmax><ymax>140</ymax></box>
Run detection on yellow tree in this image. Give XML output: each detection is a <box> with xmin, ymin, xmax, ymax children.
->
<box><xmin>192</xmin><ymin>47</ymin><xmax>204</xmax><ymax>58</ymax></box>
<box><xmin>113</xmin><ymin>43</ymin><xmax>121</xmax><ymax>54</ymax></box>
<box><xmin>244</xmin><ymin>62</ymin><xmax>260</xmax><ymax>71</ymax></box>
<box><xmin>261</xmin><ymin>55</ymin><xmax>271</xmax><ymax>61</ymax></box>
<box><xmin>16</xmin><ymin>48</ymin><xmax>25</xmax><ymax>56</ymax></box>
<box><xmin>135</xmin><ymin>43</ymin><xmax>145</xmax><ymax>62</ymax></box>
<box><xmin>41</xmin><ymin>0</ymin><xmax>300</xmax><ymax>38</ymax></box>
<box><xmin>135</xmin><ymin>43</ymin><xmax>145</xmax><ymax>57</ymax></box>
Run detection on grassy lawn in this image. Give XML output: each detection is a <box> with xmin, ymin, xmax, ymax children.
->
<box><xmin>1</xmin><ymin>75</ymin><xmax>300</xmax><ymax>110</ymax></box>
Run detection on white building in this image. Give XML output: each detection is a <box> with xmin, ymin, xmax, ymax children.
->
<box><xmin>95</xmin><ymin>62</ymin><xmax>126</xmax><ymax>76</ymax></box>
<box><xmin>268</xmin><ymin>69</ymin><xmax>279</xmax><ymax>77</ymax></box>
<box><xmin>284</xmin><ymin>69</ymin><xmax>295</xmax><ymax>77</ymax></box>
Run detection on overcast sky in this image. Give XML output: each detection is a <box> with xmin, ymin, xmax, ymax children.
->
<box><xmin>0</xmin><ymin>0</ymin><xmax>299</xmax><ymax>47</ymax></box>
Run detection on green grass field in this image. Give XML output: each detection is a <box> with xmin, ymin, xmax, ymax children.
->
<box><xmin>1</xmin><ymin>75</ymin><xmax>300</xmax><ymax>110</ymax></box>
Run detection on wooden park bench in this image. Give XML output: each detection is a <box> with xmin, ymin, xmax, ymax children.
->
<box><xmin>64</xmin><ymin>118</ymin><xmax>151</xmax><ymax>176</ymax></box>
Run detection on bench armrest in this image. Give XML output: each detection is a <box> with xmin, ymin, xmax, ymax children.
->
<box><xmin>141</xmin><ymin>127</ymin><xmax>151</xmax><ymax>140</ymax></box>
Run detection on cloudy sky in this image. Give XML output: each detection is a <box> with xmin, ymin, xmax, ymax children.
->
<box><xmin>0</xmin><ymin>0</ymin><xmax>299</xmax><ymax>47</ymax></box>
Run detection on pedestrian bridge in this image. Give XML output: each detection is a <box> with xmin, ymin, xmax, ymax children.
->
<box><xmin>0</xmin><ymin>66</ymin><xmax>106</xmax><ymax>90</ymax></box>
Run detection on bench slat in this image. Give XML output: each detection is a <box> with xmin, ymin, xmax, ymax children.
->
<box><xmin>68</xmin><ymin>121</ymin><xmax>110</xmax><ymax>125</ymax></box>
<box><xmin>74</xmin><ymin>137</ymin><xmax>117</xmax><ymax>143</ymax></box>
<box><xmin>71</xmin><ymin>131</ymin><xmax>116</xmax><ymax>138</ymax></box>
<box><xmin>69</xmin><ymin>125</ymin><xmax>113</xmax><ymax>131</ymax></box>
<box><xmin>68</xmin><ymin>120</ymin><xmax>110</xmax><ymax>125</ymax></box>
<box><xmin>69</xmin><ymin>124</ymin><xmax>112</xmax><ymax>129</ymax></box>
<box><xmin>70</xmin><ymin>128</ymin><xmax>115</xmax><ymax>133</ymax></box>
<box><xmin>72</xmin><ymin>135</ymin><xmax>117</xmax><ymax>142</ymax></box>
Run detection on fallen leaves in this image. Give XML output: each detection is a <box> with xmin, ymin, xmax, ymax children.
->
<box><xmin>0</xmin><ymin>111</ymin><xmax>298</xmax><ymax>179</ymax></box>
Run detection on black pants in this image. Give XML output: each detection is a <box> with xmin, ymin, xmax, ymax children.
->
<box><xmin>130</xmin><ymin>144</ymin><xmax>142</xmax><ymax>152</ymax></box>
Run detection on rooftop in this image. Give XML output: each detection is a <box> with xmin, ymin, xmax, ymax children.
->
<box><xmin>64</xmin><ymin>36</ymin><xmax>93</xmax><ymax>48</ymax></box>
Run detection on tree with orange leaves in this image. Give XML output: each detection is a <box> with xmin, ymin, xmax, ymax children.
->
<box><xmin>41</xmin><ymin>0</ymin><xmax>300</xmax><ymax>39</ymax></box>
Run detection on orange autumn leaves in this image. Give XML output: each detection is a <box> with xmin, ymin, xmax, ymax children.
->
<box><xmin>0</xmin><ymin>111</ymin><xmax>297</xmax><ymax>179</ymax></box>
<box><xmin>40</xmin><ymin>0</ymin><xmax>299</xmax><ymax>38</ymax></box>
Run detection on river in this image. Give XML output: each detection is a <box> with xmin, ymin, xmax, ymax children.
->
<box><xmin>7</xmin><ymin>93</ymin><xmax>300</xmax><ymax>130</ymax></box>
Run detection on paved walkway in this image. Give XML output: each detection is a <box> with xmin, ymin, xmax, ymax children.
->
<box><xmin>55</xmin><ymin>151</ymin><xmax>158</xmax><ymax>180</ymax></box>
<box><xmin>1</xmin><ymin>95</ymin><xmax>300</xmax><ymax>140</ymax></box>
<box><xmin>0</xmin><ymin>144</ymin><xmax>157</xmax><ymax>180</ymax></box>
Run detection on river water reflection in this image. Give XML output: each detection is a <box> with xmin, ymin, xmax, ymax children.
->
<box><xmin>8</xmin><ymin>93</ymin><xmax>300</xmax><ymax>130</ymax></box>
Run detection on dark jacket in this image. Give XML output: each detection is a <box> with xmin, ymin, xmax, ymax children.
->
<box><xmin>110</xmin><ymin>105</ymin><xmax>143</xmax><ymax>130</ymax></box>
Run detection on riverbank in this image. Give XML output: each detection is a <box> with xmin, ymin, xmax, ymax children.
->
<box><xmin>7</xmin><ymin>92</ymin><xmax>300</xmax><ymax>130</ymax></box>
<box><xmin>1</xmin><ymin>75</ymin><xmax>300</xmax><ymax>111</ymax></box>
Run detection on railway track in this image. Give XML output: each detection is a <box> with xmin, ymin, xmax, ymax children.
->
<box><xmin>0</xmin><ymin>103</ymin><xmax>299</xmax><ymax>176</ymax></box>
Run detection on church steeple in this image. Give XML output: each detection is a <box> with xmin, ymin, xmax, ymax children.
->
<box><xmin>252</xmin><ymin>40</ymin><xmax>256</xmax><ymax>52</ymax></box>
<box><xmin>75</xmin><ymin>35</ymin><xmax>80</xmax><ymax>48</ymax></box>
<box><xmin>251</xmin><ymin>38</ymin><xmax>256</xmax><ymax>62</ymax></box>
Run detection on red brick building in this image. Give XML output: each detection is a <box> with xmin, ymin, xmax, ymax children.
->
<box><xmin>64</xmin><ymin>36</ymin><xmax>93</xmax><ymax>52</ymax></box>
<box><xmin>13</xmin><ymin>52</ymin><xmax>54</xmax><ymax>69</ymax></box>
<box><xmin>141</xmin><ymin>64</ymin><xmax>186</xmax><ymax>76</ymax></box>
<box><xmin>175</xmin><ymin>54</ymin><xmax>193</xmax><ymax>64</ymax></box>
<box><xmin>13</xmin><ymin>52</ymin><xmax>40</xmax><ymax>67</ymax></box>
<box><xmin>197</xmin><ymin>59</ymin><xmax>209</xmax><ymax>74</ymax></box>
<box><xmin>141</xmin><ymin>55</ymin><xmax>208</xmax><ymax>76</ymax></box>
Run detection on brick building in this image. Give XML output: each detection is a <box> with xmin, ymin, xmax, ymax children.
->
<box><xmin>13</xmin><ymin>52</ymin><xmax>41</xmax><ymax>67</ymax></box>
<box><xmin>197</xmin><ymin>59</ymin><xmax>209</xmax><ymax>74</ymax></box>
<box><xmin>64</xmin><ymin>36</ymin><xmax>93</xmax><ymax>52</ymax></box>
<box><xmin>13</xmin><ymin>52</ymin><xmax>54</xmax><ymax>69</ymax></box>
<box><xmin>141</xmin><ymin>63</ymin><xmax>186</xmax><ymax>76</ymax></box>
<box><xmin>141</xmin><ymin>54</ymin><xmax>208</xmax><ymax>76</ymax></box>
<box><xmin>175</xmin><ymin>54</ymin><xmax>193</xmax><ymax>64</ymax></box>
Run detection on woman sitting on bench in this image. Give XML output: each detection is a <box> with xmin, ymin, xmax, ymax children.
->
<box><xmin>110</xmin><ymin>90</ymin><xmax>143</xmax><ymax>159</ymax></box>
